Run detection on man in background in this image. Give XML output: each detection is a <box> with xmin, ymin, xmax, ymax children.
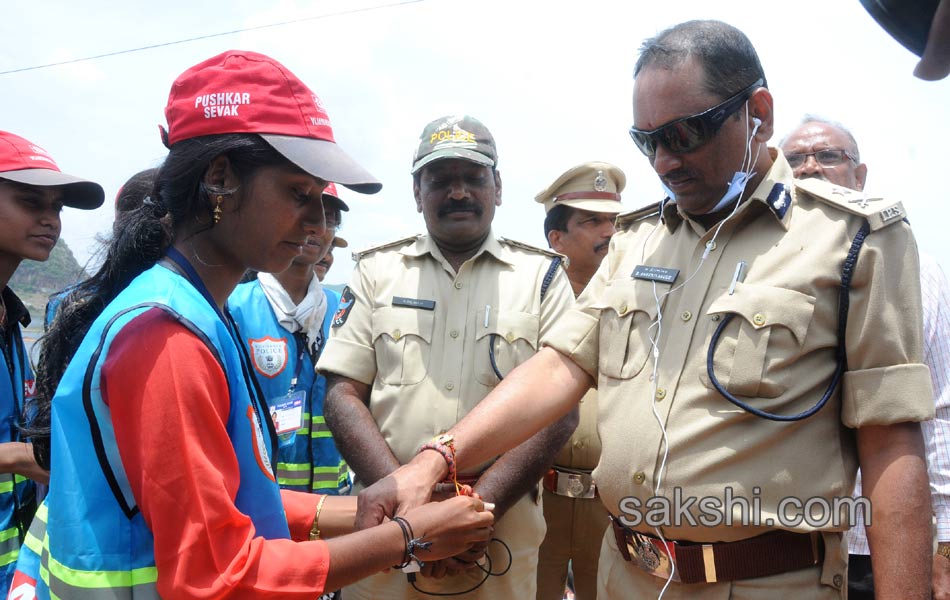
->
<box><xmin>781</xmin><ymin>115</ymin><xmax>950</xmax><ymax>599</ymax></box>
<box><xmin>533</xmin><ymin>161</ymin><xmax>624</xmax><ymax>600</ymax></box>
<box><xmin>320</xmin><ymin>115</ymin><xmax>577</xmax><ymax>599</ymax></box>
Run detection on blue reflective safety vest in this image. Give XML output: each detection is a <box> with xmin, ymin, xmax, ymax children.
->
<box><xmin>38</xmin><ymin>264</ymin><xmax>289</xmax><ymax>599</ymax></box>
<box><xmin>8</xmin><ymin>498</ymin><xmax>44</xmax><ymax>597</ymax></box>
<box><xmin>0</xmin><ymin>288</ymin><xmax>37</xmax><ymax>592</ymax></box>
<box><xmin>229</xmin><ymin>280</ymin><xmax>350</xmax><ymax>495</ymax></box>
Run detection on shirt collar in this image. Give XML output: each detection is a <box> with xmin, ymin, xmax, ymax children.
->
<box><xmin>1</xmin><ymin>287</ymin><xmax>31</xmax><ymax>329</ymax></box>
<box><xmin>661</xmin><ymin>147</ymin><xmax>793</xmax><ymax>232</ymax></box>
<box><xmin>746</xmin><ymin>147</ymin><xmax>794</xmax><ymax>231</ymax></box>
<box><xmin>400</xmin><ymin>230</ymin><xmax>513</xmax><ymax>267</ymax></box>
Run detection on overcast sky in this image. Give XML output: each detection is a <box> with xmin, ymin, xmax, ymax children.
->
<box><xmin>2</xmin><ymin>0</ymin><xmax>947</xmax><ymax>285</ymax></box>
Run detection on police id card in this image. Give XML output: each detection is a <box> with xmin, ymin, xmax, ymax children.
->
<box><xmin>270</xmin><ymin>391</ymin><xmax>305</xmax><ymax>435</ymax></box>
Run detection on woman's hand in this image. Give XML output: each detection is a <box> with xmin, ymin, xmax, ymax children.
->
<box><xmin>400</xmin><ymin>495</ymin><xmax>494</xmax><ymax>563</ymax></box>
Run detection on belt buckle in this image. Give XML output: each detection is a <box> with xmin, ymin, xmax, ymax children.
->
<box><xmin>555</xmin><ymin>471</ymin><xmax>596</xmax><ymax>499</ymax></box>
<box><xmin>627</xmin><ymin>532</ymin><xmax>680</xmax><ymax>582</ymax></box>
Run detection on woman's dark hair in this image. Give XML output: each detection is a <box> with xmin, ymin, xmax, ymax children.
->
<box><xmin>26</xmin><ymin>133</ymin><xmax>289</xmax><ymax>469</ymax></box>
<box><xmin>114</xmin><ymin>168</ymin><xmax>160</xmax><ymax>215</ymax></box>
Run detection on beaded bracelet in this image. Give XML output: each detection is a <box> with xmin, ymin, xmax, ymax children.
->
<box><xmin>309</xmin><ymin>494</ymin><xmax>328</xmax><ymax>540</ymax></box>
<box><xmin>418</xmin><ymin>434</ymin><xmax>458</xmax><ymax>489</ymax></box>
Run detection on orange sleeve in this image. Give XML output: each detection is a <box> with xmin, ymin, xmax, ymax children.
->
<box><xmin>102</xmin><ymin>308</ymin><xmax>330</xmax><ymax>598</ymax></box>
<box><xmin>281</xmin><ymin>489</ymin><xmax>322</xmax><ymax>542</ymax></box>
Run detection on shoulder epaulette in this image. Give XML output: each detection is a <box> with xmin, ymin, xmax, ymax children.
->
<box><xmin>498</xmin><ymin>237</ymin><xmax>564</xmax><ymax>260</ymax></box>
<box><xmin>351</xmin><ymin>234</ymin><xmax>421</xmax><ymax>261</ymax></box>
<box><xmin>616</xmin><ymin>201</ymin><xmax>662</xmax><ymax>230</ymax></box>
<box><xmin>794</xmin><ymin>178</ymin><xmax>906</xmax><ymax>232</ymax></box>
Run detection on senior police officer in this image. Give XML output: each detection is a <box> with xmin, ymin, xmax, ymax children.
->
<box><xmin>357</xmin><ymin>20</ymin><xmax>935</xmax><ymax>599</ymax></box>
<box><xmin>318</xmin><ymin>115</ymin><xmax>577</xmax><ymax>599</ymax></box>
<box><xmin>781</xmin><ymin>115</ymin><xmax>950</xmax><ymax>600</ymax></box>
<box><xmin>533</xmin><ymin>161</ymin><xmax>624</xmax><ymax>600</ymax></box>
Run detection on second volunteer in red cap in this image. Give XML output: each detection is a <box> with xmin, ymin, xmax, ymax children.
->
<box><xmin>0</xmin><ymin>129</ymin><xmax>103</xmax><ymax>595</ymax></box>
<box><xmin>26</xmin><ymin>50</ymin><xmax>493</xmax><ymax>600</ymax></box>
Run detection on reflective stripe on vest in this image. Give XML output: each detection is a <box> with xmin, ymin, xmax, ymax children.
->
<box><xmin>311</xmin><ymin>416</ymin><xmax>333</xmax><ymax>439</ymax></box>
<box><xmin>43</xmin><ymin>550</ymin><xmax>159</xmax><ymax>600</ymax></box>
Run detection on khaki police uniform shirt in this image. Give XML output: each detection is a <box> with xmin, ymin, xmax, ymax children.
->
<box><xmin>318</xmin><ymin>231</ymin><xmax>574</xmax><ymax>481</ymax></box>
<box><xmin>545</xmin><ymin>150</ymin><xmax>934</xmax><ymax>543</ymax></box>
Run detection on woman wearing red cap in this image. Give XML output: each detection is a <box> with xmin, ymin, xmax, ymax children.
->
<box><xmin>22</xmin><ymin>51</ymin><xmax>492</xmax><ymax>599</ymax></box>
<box><xmin>0</xmin><ymin>129</ymin><xmax>103</xmax><ymax>595</ymax></box>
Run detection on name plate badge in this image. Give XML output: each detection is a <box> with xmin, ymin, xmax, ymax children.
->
<box><xmin>633</xmin><ymin>265</ymin><xmax>680</xmax><ymax>284</ymax></box>
<box><xmin>392</xmin><ymin>296</ymin><xmax>436</xmax><ymax>310</ymax></box>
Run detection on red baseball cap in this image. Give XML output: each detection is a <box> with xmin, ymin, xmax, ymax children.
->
<box><xmin>162</xmin><ymin>50</ymin><xmax>381</xmax><ymax>195</ymax></box>
<box><xmin>0</xmin><ymin>130</ymin><xmax>104</xmax><ymax>209</ymax></box>
<box><xmin>323</xmin><ymin>181</ymin><xmax>349</xmax><ymax>212</ymax></box>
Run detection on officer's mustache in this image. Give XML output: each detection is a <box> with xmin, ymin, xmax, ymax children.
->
<box><xmin>594</xmin><ymin>240</ymin><xmax>611</xmax><ymax>253</ymax></box>
<box><xmin>439</xmin><ymin>201</ymin><xmax>483</xmax><ymax>217</ymax></box>
<box><xmin>661</xmin><ymin>168</ymin><xmax>698</xmax><ymax>185</ymax></box>
<box><xmin>799</xmin><ymin>172</ymin><xmax>828</xmax><ymax>182</ymax></box>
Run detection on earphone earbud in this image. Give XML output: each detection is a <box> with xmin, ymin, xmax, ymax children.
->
<box><xmin>752</xmin><ymin>116</ymin><xmax>762</xmax><ymax>127</ymax></box>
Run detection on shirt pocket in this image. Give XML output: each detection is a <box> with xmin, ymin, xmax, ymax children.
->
<box><xmin>594</xmin><ymin>279</ymin><xmax>669</xmax><ymax>380</ymax></box>
<box><xmin>700</xmin><ymin>283</ymin><xmax>815</xmax><ymax>398</ymax></box>
<box><xmin>474</xmin><ymin>308</ymin><xmax>540</xmax><ymax>386</ymax></box>
<box><xmin>372</xmin><ymin>306</ymin><xmax>435</xmax><ymax>386</ymax></box>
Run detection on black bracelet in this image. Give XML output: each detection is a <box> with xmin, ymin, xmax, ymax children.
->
<box><xmin>391</xmin><ymin>516</ymin><xmax>433</xmax><ymax>569</ymax></box>
<box><xmin>391</xmin><ymin>517</ymin><xmax>413</xmax><ymax>569</ymax></box>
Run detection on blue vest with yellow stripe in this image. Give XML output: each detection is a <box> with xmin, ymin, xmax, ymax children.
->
<box><xmin>229</xmin><ymin>280</ymin><xmax>349</xmax><ymax>495</ymax></box>
<box><xmin>0</xmin><ymin>293</ymin><xmax>37</xmax><ymax>592</ymax></box>
<box><xmin>38</xmin><ymin>264</ymin><xmax>289</xmax><ymax>599</ymax></box>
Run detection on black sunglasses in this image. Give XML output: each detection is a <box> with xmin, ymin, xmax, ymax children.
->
<box><xmin>629</xmin><ymin>78</ymin><xmax>764</xmax><ymax>157</ymax></box>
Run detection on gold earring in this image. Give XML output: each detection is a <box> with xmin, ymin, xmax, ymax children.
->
<box><xmin>213</xmin><ymin>195</ymin><xmax>223</xmax><ymax>225</ymax></box>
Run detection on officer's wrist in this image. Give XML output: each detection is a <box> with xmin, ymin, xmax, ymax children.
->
<box><xmin>412</xmin><ymin>445</ymin><xmax>451</xmax><ymax>484</ymax></box>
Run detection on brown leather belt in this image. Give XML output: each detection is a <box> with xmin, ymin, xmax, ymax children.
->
<box><xmin>543</xmin><ymin>467</ymin><xmax>598</xmax><ymax>499</ymax></box>
<box><xmin>610</xmin><ymin>516</ymin><xmax>823</xmax><ymax>584</ymax></box>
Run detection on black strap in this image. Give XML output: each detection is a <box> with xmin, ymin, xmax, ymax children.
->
<box><xmin>539</xmin><ymin>257</ymin><xmax>562</xmax><ymax>303</ymax></box>
<box><xmin>706</xmin><ymin>221</ymin><xmax>871</xmax><ymax>421</ymax></box>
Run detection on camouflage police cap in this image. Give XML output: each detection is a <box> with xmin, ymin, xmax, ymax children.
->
<box><xmin>411</xmin><ymin>115</ymin><xmax>497</xmax><ymax>174</ymax></box>
<box><xmin>535</xmin><ymin>161</ymin><xmax>626</xmax><ymax>214</ymax></box>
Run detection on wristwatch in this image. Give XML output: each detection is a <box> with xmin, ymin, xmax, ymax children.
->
<box><xmin>937</xmin><ymin>543</ymin><xmax>950</xmax><ymax>561</ymax></box>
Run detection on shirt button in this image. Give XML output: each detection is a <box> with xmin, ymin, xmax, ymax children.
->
<box><xmin>753</xmin><ymin>313</ymin><xmax>766</xmax><ymax>326</ymax></box>
<box><xmin>832</xmin><ymin>574</ymin><xmax>843</xmax><ymax>588</ymax></box>
<box><xmin>454</xmin><ymin>281</ymin><xmax>463</xmax><ymax>289</ymax></box>
<box><xmin>619</xmin><ymin>304</ymin><xmax>628</xmax><ymax>315</ymax></box>
<box><xmin>711</xmin><ymin>314</ymin><xmax>721</xmax><ymax>322</ymax></box>
<box><xmin>450</xmin><ymin>330</ymin><xmax>459</xmax><ymax>339</ymax></box>
<box><xmin>573</xmin><ymin>439</ymin><xmax>585</xmax><ymax>449</ymax></box>
<box><xmin>706</xmin><ymin>240</ymin><xmax>717</xmax><ymax>251</ymax></box>
<box><xmin>655</xmin><ymin>388</ymin><xmax>666</xmax><ymax>401</ymax></box>
<box><xmin>506</xmin><ymin>332</ymin><xmax>515</xmax><ymax>343</ymax></box>
<box><xmin>392</xmin><ymin>329</ymin><xmax>402</xmax><ymax>340</ymax></box>
<box><xmin>681</xmin><ymin>311</ymin><xmax>692</xmax><ymax>321</ymax></box>
<box><xmin>445</xmin><ymin>382</ymin><xmax>455</xmax><ymax>391</ymax></box>
<box><xmin>633</xmin><ymin>472</ymin><xmax>646</xmax><ymax>484</ymax></box>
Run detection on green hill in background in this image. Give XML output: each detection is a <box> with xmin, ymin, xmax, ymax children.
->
<box><xmin>9</xmin><ymin>240</ymin><xmax>86</xmax><ymax>329</ymax></box>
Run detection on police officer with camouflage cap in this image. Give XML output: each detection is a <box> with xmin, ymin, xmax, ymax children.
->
<box><xmin>534</xmin><ymin>161</ymin><xmax>623</xmax><ymax>600</ymax></box>
<box><xmin>319</xmin><ymin>115</ymin><xmax>577</xmax><ymax>600</ymax></box>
